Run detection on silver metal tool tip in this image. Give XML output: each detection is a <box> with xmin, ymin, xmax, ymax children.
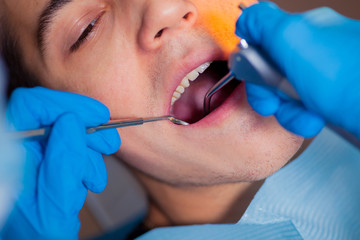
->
<box><xmin>168</xmin><ymin>116</ymin><xmax>190</xmax><ymax>126</ymax></box>
<box><xmin>239</xmin><ymin>39</ymin><xmax>249</xmax><ymax>49</ymax></box>
<box><xmin>238</xmin><ymin>3</ymin><xmax>247</xmax><ymax>10</ymax></box>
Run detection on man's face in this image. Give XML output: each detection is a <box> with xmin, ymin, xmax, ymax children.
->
<box><xmin>4</xmin><ymin>0</ymin><xmax>303</xmax><ymax>185</ymax></box>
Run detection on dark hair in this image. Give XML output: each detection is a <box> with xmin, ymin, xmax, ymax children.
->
<box><xmin>1</xmin><ymin>16</ymin><xmax>40</xmax><ymax>99</ymax></box>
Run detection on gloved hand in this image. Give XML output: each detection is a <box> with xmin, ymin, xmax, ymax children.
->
<box><xmin>236</xmin><ymin>1</ymin><xmax>360</xmax><ymax>138</ymax></box>
<box><xmin>1</xmin><ymin>87</ymin><xmax>121</xmax><ymax>239</ymax></box>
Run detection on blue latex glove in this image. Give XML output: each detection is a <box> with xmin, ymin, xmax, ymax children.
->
<box><xmin>236</xmin><ymin>2</ymin><xmax>360</xmax><ymax>138</ymax></box>
<box><xmin>1</xmin><ymin>87</ymin><xmax>121</xmax><ymax>240</ymax></box>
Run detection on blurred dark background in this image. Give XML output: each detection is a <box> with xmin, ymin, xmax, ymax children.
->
<box><xmin>272</xmin><ymin>0</ymin><xmax>360</xmax><ymax>19</ymax></box>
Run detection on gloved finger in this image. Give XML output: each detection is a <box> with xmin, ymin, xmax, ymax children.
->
<box><xmin>236</xmin><ymin>2</ymin><xmax>295</xmax><ymax>76</ymax></box>
<box><xmin>236</xmin><ymin>1</ymin><xmax>286</xmax><ymax>46</ymax></box>
<box><xmin>275</xmin><ymin>101</ymin><xmax>325</xmax><ymax>138</ymax></box>
<box><xmin>245</xmin><ymin>83</ymin><xmax>280</xmax><ymax>116</ymax></box>
<box><xmin>19</xmin><ymin>141</ymin><xmax>42</xmax><ymax>199</ymax></box>
<box><xmin>83</xmin><ymin>150</ymin><xmax>107</xmax><ymax>193</ymax></box>
<box><xmin>6</xmin><ymin>87</ymin><xmax>110</xmax><ymax>131</ymax></box>
<box><xmin>37</xmin><ymin>113</ymin><xmax>89</xmax><ymax>217</ymax></box>
<box><xmin>86</xmin><ymin>128</ymin><xmax>121</xmax><ymax>155</ymax></box>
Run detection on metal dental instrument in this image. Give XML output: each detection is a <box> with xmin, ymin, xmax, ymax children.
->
<box><xmin>204</xmin><ymin>38</ymin><xmax>300</xmax><ymax>115</ymax></box>
<box><xmin>204</xmin><ymin>2</ymin><xmax>300</xmax><ymax>115</ymax></box>
<box><xmin>203</xmin><ymin>2</ymin><xmax>360</xmax><ymax>149</ymax></box>
<box><xmin>12</xmin><ymin>115</ymin><xmax>189</xmax><ymax>141</ymax></box>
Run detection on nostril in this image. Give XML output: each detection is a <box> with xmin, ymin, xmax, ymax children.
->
<box><xmin>154</xmin><ymin>28</ymin><xmax>165</xmax><ymax>39</ymax></box>
<box><xmin>183</xmin><ymin>12</ymin><xmax>191</xmax><ymax>20</ymax></box>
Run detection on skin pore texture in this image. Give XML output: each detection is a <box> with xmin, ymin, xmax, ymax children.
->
<box><xmin>2</xmin><ymin>0</ymin><xmax>304</xmax><ymax>227</ymax></box>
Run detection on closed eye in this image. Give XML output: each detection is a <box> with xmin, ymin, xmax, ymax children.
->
<box><xmin>70</xmin><ymin>14</ymin><xmax>103</xmax><ymax>52</ymax></box>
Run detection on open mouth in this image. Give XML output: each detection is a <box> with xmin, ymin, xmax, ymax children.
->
<box><xmin>170</xmin><ymin>61</ymin><xmax>240</xmax><ymax>124</ymax></box>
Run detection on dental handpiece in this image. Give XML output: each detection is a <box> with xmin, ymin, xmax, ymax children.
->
<box><xmin>204</xmin><ymin>39</ymin><xmax>360</xmax><ymax>149</ymax></box>
<box><xmin>10</xmin><ymin>116</ymin><xmax>189</xmax><ymax>141</ymax></box>
<box><xmin>229</xmin><ymin>39</ymin><xmax>300</xmax><ymax>100</ymax></box>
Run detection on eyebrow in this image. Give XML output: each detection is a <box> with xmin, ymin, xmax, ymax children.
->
<box><xmin>37</xmin><ymin>0</ymin><xmax>72</xmax><ymax>55</ymax></box>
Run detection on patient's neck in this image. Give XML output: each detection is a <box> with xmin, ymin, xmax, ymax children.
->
<box><xmin>135</xmin><ymin>172</ymin><xmax>264</xmax><ymax>228</ymax></box>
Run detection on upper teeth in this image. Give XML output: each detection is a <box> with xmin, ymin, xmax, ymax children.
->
<box><xmin>171</xmin><ymin>62</ymin><xmax>211</xmax><ymax>105</ymax></box>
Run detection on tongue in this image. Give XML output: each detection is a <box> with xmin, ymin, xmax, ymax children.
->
<box><xmin>170</xmin><ymin>75</ymin><xmax>215</xmax><ymax>123</ymax></box>
<box><xmin>171</xmin><ymin>62</ymin><xmax>236</xmax><ymax>124</ymax></box>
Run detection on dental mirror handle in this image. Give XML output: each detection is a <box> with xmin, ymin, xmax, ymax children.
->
<box><xmin>10</xmin><ymin>116</ymin><xmax>188</xmax><ymax>141</ymax></box>
<box><xmin>10</xmin><ymin>120</ymin><xmax>145</xmax><ymax>141</ymax></box>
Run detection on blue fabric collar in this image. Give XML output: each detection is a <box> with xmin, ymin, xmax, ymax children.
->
<box><xmin>239</xmin><ymin>127</ymin><xmax>360</xmax><ymax>239</ymax></box>
<box><xmin>138</xmin><ymin>127</ymin><xmax>360</xmax><ymax>240</ymax></box>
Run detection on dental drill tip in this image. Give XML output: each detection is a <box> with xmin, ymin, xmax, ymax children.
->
<box><xmin>239</xmin><ymin>39</ymin><xmax>249</xmax><ymax>49</ymax></box>
<box><xmin>238</xmin><ymin>3</ymin><xmax>247</xmax><ymax>10</ymax></box>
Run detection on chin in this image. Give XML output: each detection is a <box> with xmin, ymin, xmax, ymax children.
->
<box><xmin>117</xmin><ymin>112</ymin><xmax>303</xmax><ymax>186</ymax></box>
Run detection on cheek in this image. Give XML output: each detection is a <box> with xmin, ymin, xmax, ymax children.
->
<box><xmin>103</xmin><ymin>70</ymin><xmax>153</xmax><ymax>119</ymax></box>
<box><xmin>62</xmin><ymin>57</ymin><xmax>152</xmax><ymax>119</ymax></box>
<box><xmin>195</xmin><ymin>0</ymin><xmax>257</xmax><ymax>54</ymax></box>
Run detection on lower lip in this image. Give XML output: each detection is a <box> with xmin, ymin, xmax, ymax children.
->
<box><xmin>183</xmin><ymin>81</ymin><xmax>245</xmax><ymax>129</ymax></box>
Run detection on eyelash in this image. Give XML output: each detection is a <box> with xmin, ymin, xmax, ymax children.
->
<box><xmin>70</xmin><ymin>14</ymin><xmax>103</xmax><ymax>52</ymax></box>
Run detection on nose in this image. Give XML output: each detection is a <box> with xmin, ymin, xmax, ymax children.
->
<box><xmin>138</xmin><ymin>0</ymin><xmax>198</xmax><ymax>51</ymax></box>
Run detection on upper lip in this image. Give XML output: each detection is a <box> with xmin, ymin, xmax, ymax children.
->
<box><xmin>166</xmin><ymin>47</ymin><xmax>225</xmax><ymax>115</ymax></box>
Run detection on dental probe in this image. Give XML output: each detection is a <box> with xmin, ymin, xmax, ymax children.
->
<box><xmin>11</xmin><ymin>116</ymin><xmax>189</xmax><ymax>141</ymax></box>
